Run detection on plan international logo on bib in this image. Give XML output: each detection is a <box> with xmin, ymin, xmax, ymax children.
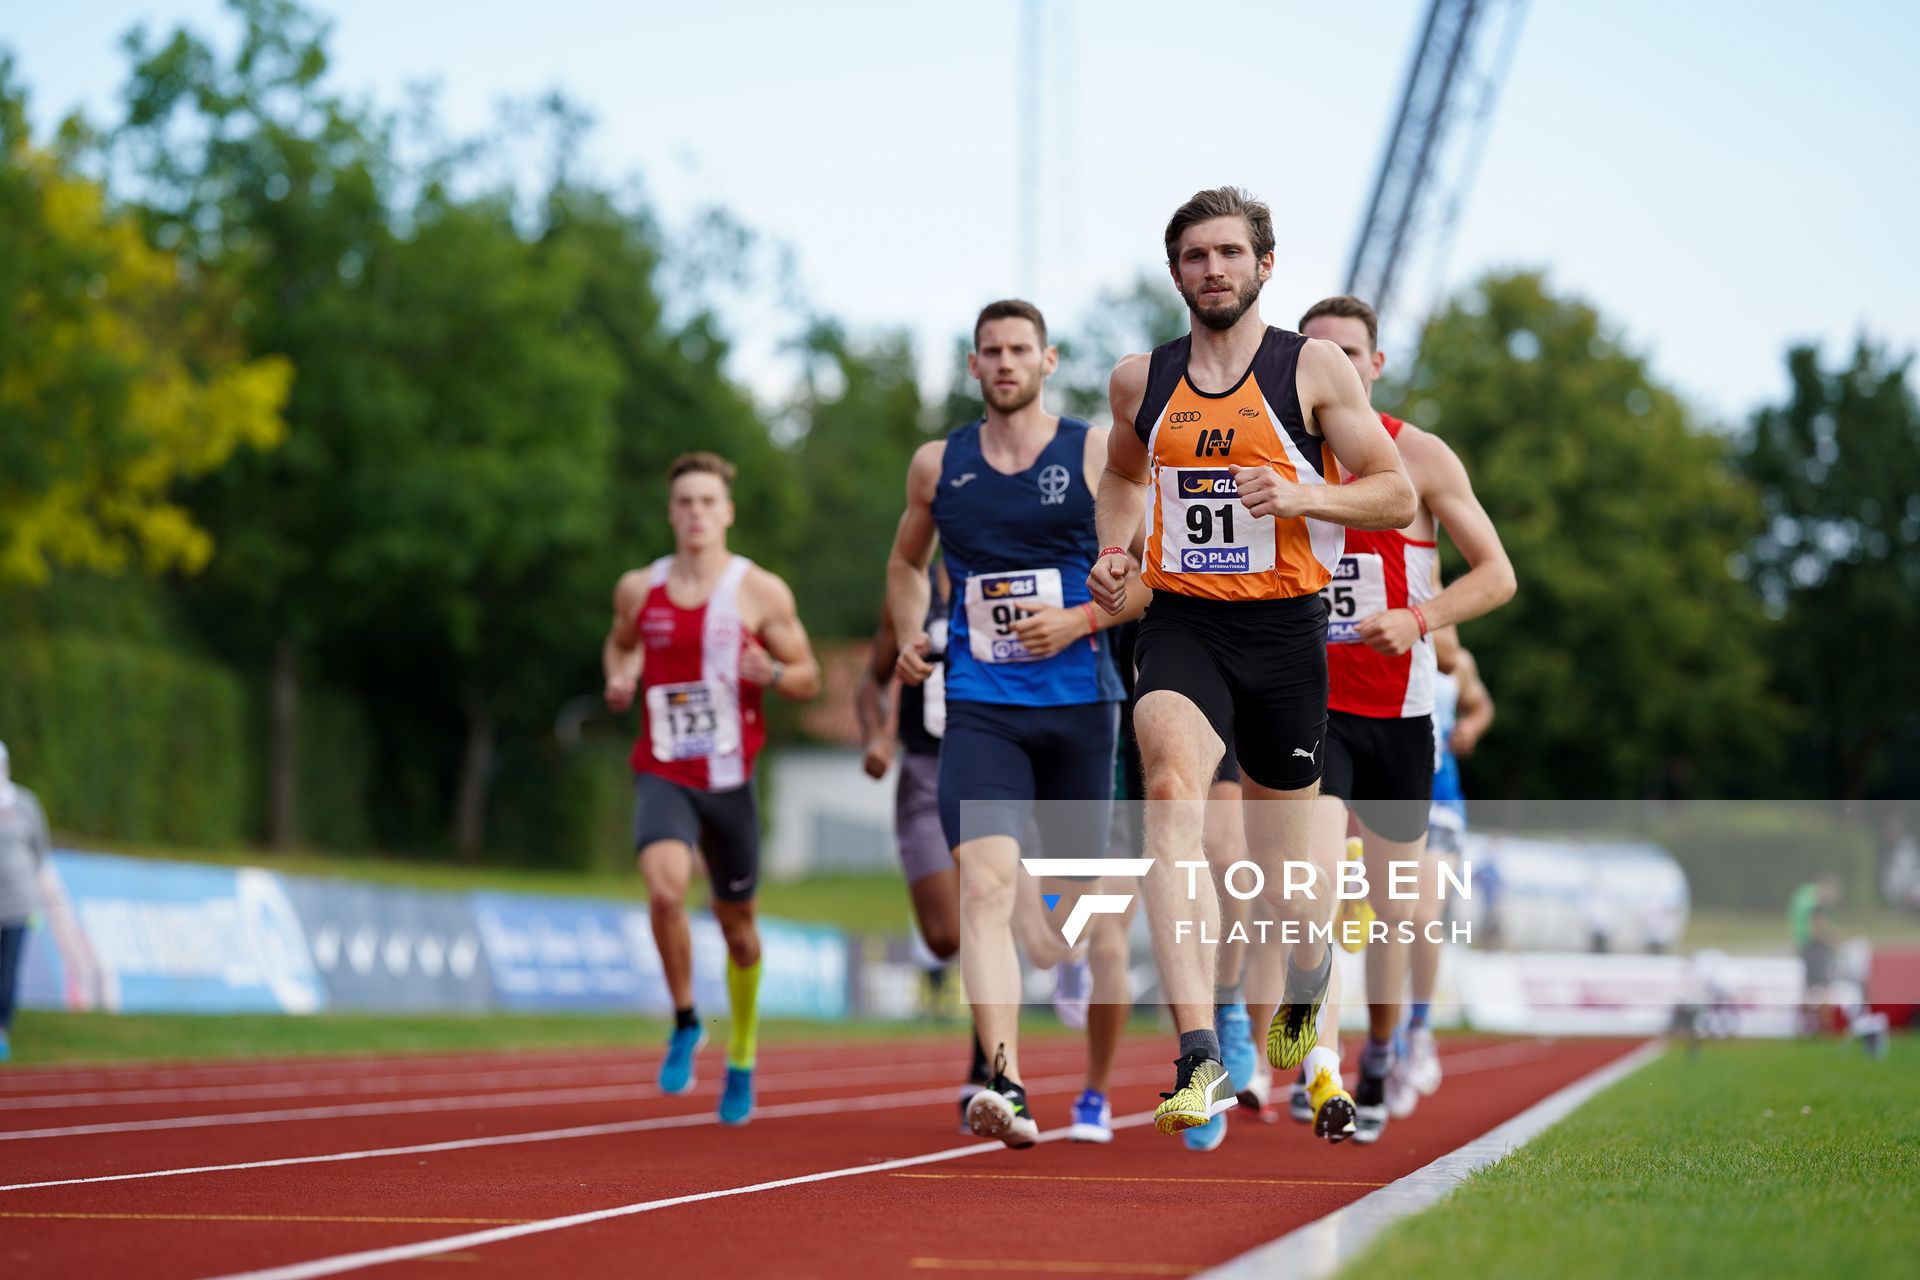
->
<box><xmin>1183</xmin><ymin>547</ymin><xmax>1250</xmax><ymax>572</ymax></box>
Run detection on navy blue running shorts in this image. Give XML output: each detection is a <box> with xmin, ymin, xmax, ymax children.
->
<box><xmin>938</xmin><ymin>700</ymin><xmax>1118</xmax><ymax>866</ymax></box>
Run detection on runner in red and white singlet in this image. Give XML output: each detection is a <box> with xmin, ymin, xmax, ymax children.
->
<box><xmin>630</xmin><ymin>552</ymin><xmax>768</xmax><ymax>793</ymax></box>
<box><xmin>1325</xmin><ymin>414</ymin><xmax>1440</xmax><ymax>720</ymax></box>
<box><xmin>603</xmin><ymin>452</ymin><xmax>820</xmax><ymax>1126</ymax></box>
<box><xmin>1297</xmin><ymin>295</ymin><xmax>1515</xmax><ymax>1146</ymax></box>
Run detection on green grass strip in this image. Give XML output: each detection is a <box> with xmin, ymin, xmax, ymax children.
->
<box><xmin>1339</xmin><ymin>1038</ymin><xmax>1916</xmax><ymax>1280</ymax></box>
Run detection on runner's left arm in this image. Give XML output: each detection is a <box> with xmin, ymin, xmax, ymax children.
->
<box><xmin>1016</xmin><ymin>425</ymin><xmax>1149</xmax><ymax>655</ymax></box>
<box><xmin>744</xmin><ymin>570</ymin><xmax>822</xmax><ymax>700</ymax></box>
<box><xmin>1403</xmin><ymin>431</ymin><xmax>1516</xmax><ymax>632</ymax></box>
<box><xmin>1235</xmin><ymin>339</ymin><xmax>1412</xmax><ymax>530</ymax></box>
<box><xmin>1090</xmin><ymin>356</ymin><xmax>1153</xmax><ymax>614</ymax></box>
<box><xmin>1355</xmin><ymin>429</ymin><xmax>1517</xmax><ymax>655</ymax></box>
<box><xmin>1450</xmin><ymin>646</ymin><xmax>1495</xmax><ymax>757</ymax></box>
<box><xmin>855</xmin><ymin>608</ymin><xmax>900</xmax><ymax>779</ymax></box>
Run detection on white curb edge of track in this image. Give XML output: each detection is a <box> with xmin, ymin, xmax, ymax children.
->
<box><xmin>1198</xmin><ymin>1038</ymin><xmax>1667</xmax><ymax>1280</ymax></box>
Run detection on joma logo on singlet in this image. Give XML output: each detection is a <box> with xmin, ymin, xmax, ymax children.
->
<box><xmin>1194</xmin><ymin>427</ymin><xmax>1235</xmax><ymax>458</ymax></box>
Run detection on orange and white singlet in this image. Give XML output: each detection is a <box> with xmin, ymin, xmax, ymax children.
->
<box><xmin>1136</xmin><ymin>328</ymin><xmax>1343</xmax><ymax>602</ymax></box>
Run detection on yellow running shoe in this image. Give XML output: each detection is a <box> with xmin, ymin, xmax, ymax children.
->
<box><xmin>1154</xmin><ymin>1053</ymin><xmax>1236</xmax><ymax>1135</ymax></box>
<box><xmin>1338</xmin><ymin>836</ymin><xmax>1374</xmax><ymax>953</ymax></box>
<box><xmin>1308</xmin><ymin>1064</ymin><xmax>1357</xmax><ymax>1144</ymax></box>
<box><xmin>1267</xmin><ymin>965</ymin><xmax>1332</xmax><ymax>1071</ymax></box>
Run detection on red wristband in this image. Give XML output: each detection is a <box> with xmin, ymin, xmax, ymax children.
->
<box><xmin>1410</xmin><ymin>604</ymin><xmax>1429</xmax><ymax>638</ymax></box>
<box><xmin>1098</xmin><ymin>546</ymin><xmax>1126</xmax><ymax>561</ymax></box>
<box><xmin>1080</xmin><ymin>601</ymin><xmax>1098</xmax><ymax>634</ymax></box>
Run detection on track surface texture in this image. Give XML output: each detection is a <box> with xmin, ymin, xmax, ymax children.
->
<box><xmin>0</xmin><ymin>1032</ymin><xmax>1644</xmax><ymax>1279</ymax></box>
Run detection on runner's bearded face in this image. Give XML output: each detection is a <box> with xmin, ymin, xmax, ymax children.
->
<box><xmin>969</xmin><ymin>317</ymin><xmax>1055</xmax><ymax>414</ymax></box>
<box><xmin>1301</xmin><ymin>314</ymin><xmax>1383</xmax><ymax>399</ymax></box>
<box><xmin>668</xmin><ymin>472</ymin><xmax>734</xmax><ymax>552</ymax></box>
<box><xmin>1171</xmin><ymin>216</ymin><xmax>1268</xmax><ymax>332</ymax></box>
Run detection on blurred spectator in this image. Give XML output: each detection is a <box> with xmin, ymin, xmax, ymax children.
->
<box><xmin>1882</xmin><ymin>811</ymin><xmax>1920</xmax><ymax>912</ymax></box>
<box><xmin>0</xmin><ymin>740</ymin><xmax>52</xmax><ymax>1063</ymax></box>
<box><xmin>1789</xmin><ymin>873</ymin><xmax>1842</xmax><ymax>1033</ymax></box>
<box><xmin>1584</xmin><ymin>868</ymin><xmax>1614</xmax><ymax>954</ymax></box>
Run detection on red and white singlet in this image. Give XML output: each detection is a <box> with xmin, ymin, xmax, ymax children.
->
<box><xmin>630</xmin><ymin>555</ymin><xmax>766</xmax><ymax>791</ymax></box>
<box><xmin>1324</xmin><ymin>414</ymin><xmax>1438</xmax><ymax>719</ymax></box>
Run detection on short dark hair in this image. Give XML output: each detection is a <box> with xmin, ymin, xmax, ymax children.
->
<box><xmin>1299</xmin><ymin>294</ymin><xmax>1380</xmax><ymax>353</ymax></box>
<box><xmin>668</xmin><ymin>451</ymin><xmax>736</xmax><ymax>491</ymax></box>
<box><xmin>974</xmin><ymin>299</ymin><xmax>1048</xmax><ymax>348</ymax></box>
<box><xmin>1164</xmin><ymin>187</ymin><xmax>1275</xmax><ymax>267</ymax></box>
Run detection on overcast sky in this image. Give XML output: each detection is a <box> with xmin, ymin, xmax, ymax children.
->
<box><xmin>11</xmin><ymin>0</ymin><xmax>1918</xmax><ymax>425</ymax></box>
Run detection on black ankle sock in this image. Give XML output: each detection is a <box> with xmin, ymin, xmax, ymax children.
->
<box><xmin>675</xmin><ymin>1006</ymin><xmax>698</xmax><ymax>1033</ymax></box>
<box><xmin>968</xmin><ymin>1030</ymin><xmax>990</xmax><ymax>1082</ymax></box>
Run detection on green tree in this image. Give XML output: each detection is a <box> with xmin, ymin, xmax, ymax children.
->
<box><xmin>109</xmin><ymin>0</ymin><xmax>400</xmax><ymax>846</ymax></box>
<box><xmin>1398</xmin><ymin>271</ymin><xmax>1778</xmax><ymax>797</ymax></box>
<box><xmin>787</xmin><ymin>320</ymin><xmax>928</xmax><ymax>639</ymax></box>
<box><xmin>0</xmin><ymin>58</ymin><xmax>289</xmax><ymax>587</ymax></box>
<box><xmin>1742</xmin><ymin>340</ymin><xmax>1920</xmax><ymax>797</ymax></box>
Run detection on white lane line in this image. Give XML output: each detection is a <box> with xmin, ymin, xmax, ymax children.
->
<box><xmin>0</xmin><ymin>1032</ymin><xmax>985</xmax><ymax>1094</ymax></box>
<box><xmin>0</xmin><ymin>1064</ymin><xmax>1168</xmax><ymax>1193</ymax></box>
<box><xmin>0</xmin><ymin>1042</ymin><xmax>1110</xmax><ymax>1140</ymax></box>
<box><xmin>0</xmin><ymin>1043</ymin><xmax>1062</xmax><ymax>1113</ymax></box>
<box><xmin>1199</xmin><ymin>1039</ymin><xmax>1667</xmax><ymax>1280</ymax></box>
<box><xmin>197</xmin><ymin>1111</ymin><xmax>1161</xmax><ymax>1280</ymax></box>
<box><xmin>0</xmin><ymin>1036</ymin><xmax>1113</xmax><ymax>1105</ymax></box>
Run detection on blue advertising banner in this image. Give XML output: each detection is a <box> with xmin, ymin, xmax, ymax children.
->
<box><xmin>470</xmin><ymin>891</ymin><xmax>658</xmax><ymax>1012</ymax></box>
<box><xmin>19</xmin><ymin>850</ymin><xmax>847</xmax><ymax>1021</ymax></box>
<box><xmin>43</xmin><ymin>851</ymin><xmax>326</xmax><ymax>1015</ymax></box>
<box><xmin>471</xmin><ymin>893</ymin><xmax>850</xmax><ymax>1019</ymax></box>
<box><xmin>281</xmin><ymin>877</ymin><xmax>493</xmax><ymax>1012</ymax></box>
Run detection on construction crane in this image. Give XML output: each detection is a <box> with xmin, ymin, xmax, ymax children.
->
<box><xmin>1345</xmin><ymin>0</ymin><xmax>1529</xmax><ymax>333</ymax></box>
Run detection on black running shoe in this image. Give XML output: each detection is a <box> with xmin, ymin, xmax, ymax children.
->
<box><xmin>965</xmin><ymin>1045</ymin><xmax>1039</xmax><ymax>1148</ymax></box>
<box><xmin>1354</xmin><ymin>1062</ymin><xmax>1389</xmax><ymax>1145</ymax></box>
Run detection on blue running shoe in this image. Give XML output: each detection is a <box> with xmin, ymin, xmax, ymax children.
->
<box><xmin>718</xmin><ymin>1065</ymin><xmax>754</xmax><ymax>1125</ymax></box>
<box><xmin>658</xmin><ymin>1025</ymin><xmax>706</xmax><ymax>1096</ymax></box>
<box><xmin>1067</xmin><ymin>1088</ymin><xmax>1112</xmax><ymax>1143</ymax></box>
<box><xmin>1182</xmin><ymin>1108</ymin><xmax>1228</xmax><ymax>1152</ymax></box>
<box><xmin>1219</xmin><ymin>1001</ymin><xmax>1256</xmax><ymax>1099</ymax></box>
<box><xmin>1053</xmin><ymin>958</ymin><xmax>1091</xmax><ymax>1030</ymax></box>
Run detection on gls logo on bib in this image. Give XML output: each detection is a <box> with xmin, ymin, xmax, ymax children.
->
<box><xmin>1177</xmin><ymin>470</ymin><xmax>1238</xmax><ymax>498</ymax></box>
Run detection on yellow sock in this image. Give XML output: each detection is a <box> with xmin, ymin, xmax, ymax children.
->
<box><xmin>726</xmin><ymin>957</ymin><xmax>762</xmax><ymax>1070</ymax></box>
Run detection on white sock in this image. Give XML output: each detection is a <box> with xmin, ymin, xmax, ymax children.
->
<box><xmin>1303</xmin><ymin>1045</ymin><xmax>1342</xmax><ymax>1089</ymax></box>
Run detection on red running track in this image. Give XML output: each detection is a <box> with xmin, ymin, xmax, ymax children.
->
<box><xmin>0</xmin><ymin>1033</ymin><xmax>1646</xmax><ymax>1279</ymax></box>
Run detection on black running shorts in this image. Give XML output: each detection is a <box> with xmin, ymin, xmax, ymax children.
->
<box><xmin>1321</xmin><ymin>709</ymin><xmax>1435</xmax><ymax>843</ymax></box>
<box><xmin>633</xmin><ymin>772</ymin><xmax>761</xmax><ymax>902</ymax></box>
<box><xmin>1132</xmin><ymin>591</ymin><xmax>1328</xmax><ymax>792</ymax></box>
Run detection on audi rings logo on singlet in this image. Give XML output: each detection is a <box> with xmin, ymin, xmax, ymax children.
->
<box><xmin>1037</xmin><ymin>463</ymin><xmax>1071</xmax><ymax>506</ymax></box>
<box><xmin>1167</xmin><ymin>410</ymin><xmax>1203</xmax><ymax>426</ymax></box>
<box><xmin>1019</xmin><ymin>858</ymin><xmax>1154</xmax><ymax>945</ymax></box>
<box><xmin>1177</xmin><ymin>469</ymin><xmax>1238</xmax><ymax>499</ymax></box>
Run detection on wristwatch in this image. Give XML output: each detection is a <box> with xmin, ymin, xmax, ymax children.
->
<box><xmin>768</xmin><ymin>658</ymin><xmax>786</xmax><ymax>688</ymax></box>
